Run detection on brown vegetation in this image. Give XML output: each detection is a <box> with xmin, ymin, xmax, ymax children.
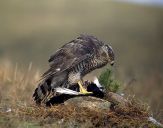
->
<box><xmin>0</xmin><ymin>61</ymin><xmax>162</xmax><ymax>128</ymax></box>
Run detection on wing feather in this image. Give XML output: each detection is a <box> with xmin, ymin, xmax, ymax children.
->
<box><xmin>42</xmin><ymin>35</ymin><xmax>103</xmax><ymax>79</ymax></box>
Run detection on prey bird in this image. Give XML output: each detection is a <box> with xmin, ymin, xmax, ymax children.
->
<box><xmin>33</xmin><ymin>35</ymin><xmax>114</xmax><ymax>104</ymax></box>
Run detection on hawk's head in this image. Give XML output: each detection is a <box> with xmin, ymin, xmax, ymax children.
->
<box><xmin>103</xmin><ymin>44</ymin><xmax>115</xmax><ymax>66</ymax></box>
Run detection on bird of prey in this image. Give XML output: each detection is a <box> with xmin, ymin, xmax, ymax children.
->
<box><xmin>33</xmin><ymin>35</ymin><xmax>114</xmax><ymax>104</ymax></box>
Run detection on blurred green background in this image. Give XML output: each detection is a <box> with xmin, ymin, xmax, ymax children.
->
<box><xmin>0</xmin><ymin>0</ymin><xmax>163</xmax><ymax>120</ymax></box>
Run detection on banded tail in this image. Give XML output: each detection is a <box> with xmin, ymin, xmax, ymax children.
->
<box><xmin>33</xmin><ymin>72</ymin><xmax>68</xmax><ymax>105</ymax></box>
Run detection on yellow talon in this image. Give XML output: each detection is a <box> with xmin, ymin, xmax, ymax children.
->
<box><xmin>78</xmin><ymin>81</ymin><xmax>92</xmax><ymax>94</ymax></box>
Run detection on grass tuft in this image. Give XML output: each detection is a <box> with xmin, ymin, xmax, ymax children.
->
<box><xmin>99</xmin><ymin>68</ymin><xmax>120</xmax><ymax>93</ymax></box>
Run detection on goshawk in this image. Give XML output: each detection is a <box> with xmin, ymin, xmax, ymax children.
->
<box><xmin>33</xmin><ymin>35</ymin><xmax>114</xmax><ymax>104</ymax></box>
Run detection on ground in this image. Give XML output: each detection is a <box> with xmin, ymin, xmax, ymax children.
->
<box><xmin>0</xmin><ymin>62</ymin><xmax>162</xmax><ymax>128</ymax></box>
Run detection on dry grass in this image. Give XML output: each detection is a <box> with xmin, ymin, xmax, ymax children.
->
<box><xmin>0</xmin><ymin>99</ymin><xmax>156</xmax><ymax>128</ymax></box>
<box><xmin>0</xmin><ymin>59</ymin><xmax>40</xmax><ymax>104</ymax></box>
<box><xmin>0</xmin><ymin>60</ymin><xmax>162</xmax><ymax>128</ymax></box>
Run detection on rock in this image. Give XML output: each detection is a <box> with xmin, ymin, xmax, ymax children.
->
<box><xmin>148</xmin><ymin>117</ymin><xmax>163</xmax><ymax>127</ymax></box>
<box><xmin>106</xmin><ymin>92</ymin><xmax>129</xmax><ymax>107</ymax></box>
<box><xmin>64</xmin><ymin>96</ymin><xmax>111</xmax><ymax>111</ymax></box>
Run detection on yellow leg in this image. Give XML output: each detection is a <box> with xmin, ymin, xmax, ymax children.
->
<box><xmin>78</xmin><ymin>80</ymin><xmax>92</xmax><ymax>94</ymax></box>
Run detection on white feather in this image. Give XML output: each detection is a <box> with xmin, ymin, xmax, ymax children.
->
<box><xmin>56</xmin><ymin>68</ymin><xmax>60</xmax><ymax>71</ymax></box>
<box><xmin>55</xmin><ymin>87</ymin><xmax>80</xmax><ymax>95</ymax></box>
<box><xmin>93</xmin><ymin>77</ymin><xmax>102</xmax><ymax>88</ymax></box>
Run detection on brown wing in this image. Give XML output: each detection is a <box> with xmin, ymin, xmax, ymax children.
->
<box><xmin>42</xmin><ymin>35</ymin><xmax>104</xmax><ymax>79</ymax></box>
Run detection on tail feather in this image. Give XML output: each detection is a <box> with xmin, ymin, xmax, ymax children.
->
<box><xmin>33</xmin><ymin>77</ymin><xmax>54</xmax><ymax>104</ymax></box>
<box><xmin>33</xmin><ymin>72</ymin><xmax>67</xmax><ymax>105</ymax></box>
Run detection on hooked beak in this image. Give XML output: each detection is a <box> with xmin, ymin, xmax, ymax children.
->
<box><xmin>110</xmin><ymin>61</ymin><xmax>114</xmax><ymax>66</ymax></box>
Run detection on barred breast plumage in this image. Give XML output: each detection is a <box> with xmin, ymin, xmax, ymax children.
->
<box><xmin>71</xmin><ymin>56</ymin><xmax>107</xmax><ymax>76</ymax></box>
<box><xmin>67</xmin><ymin>55</ymin><xmax>108</xmax><ymax>87</ymax></box>
<box><xmin>33</xmin><ymin>34</ymin><xmax>114</xmax><ymax>105</ymax></box>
